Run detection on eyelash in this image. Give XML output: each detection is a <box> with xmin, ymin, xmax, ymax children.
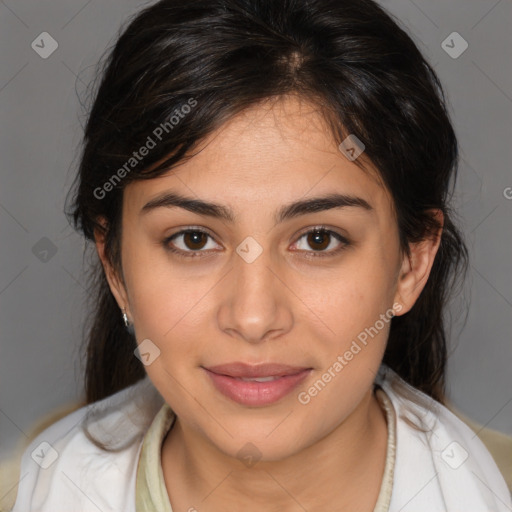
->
<box><xmin>162</xmin><ymin>225</ymin><xmax>350</xmax><ymax>260</ymax></box>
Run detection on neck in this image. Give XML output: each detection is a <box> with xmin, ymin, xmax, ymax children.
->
<box><xmin>161</xmin><ymin>387</ymin><xmax>388</xmax><ymax>512</ymax></box>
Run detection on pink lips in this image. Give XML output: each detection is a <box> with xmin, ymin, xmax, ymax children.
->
<box><xmin>202</xmin><ymin>362</ymin><xmax>312</xmax><ymax>407</ymax></box>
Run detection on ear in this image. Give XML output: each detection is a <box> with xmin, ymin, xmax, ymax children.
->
<box><xmin>393</xmin><ymin>209</ymin><xmax>444</xmax><ymax>316</ymax></box>
<box><xmin>94</xmin><ymin>218</ymin><xmax>131</xmax><ymax>318</ymax></box>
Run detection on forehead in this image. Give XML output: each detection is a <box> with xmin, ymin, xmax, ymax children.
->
<box><xmin>124</xmin><ymin>95</ymin><xmax>395</xmax><ymax>222</ymax></box>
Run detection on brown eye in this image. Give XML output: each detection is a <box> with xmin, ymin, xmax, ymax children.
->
<box><xmin>164</xmin><ymin>229</ymin><xmax>221</xmax><ymax>257</ymax></box>
<box><xmin>182</xmin><ymin>231</ymin><xmax>208</xmax><ymax>250</ymax></box>
<box><xmin>307</xmin><ymin>230</ymin><xmax>331</xmax><ymax>251</ymax></box>
<box><xmin>292</xmin><ymin>227</ymin><xmax>350</xmax><ymax>258</ymax></box>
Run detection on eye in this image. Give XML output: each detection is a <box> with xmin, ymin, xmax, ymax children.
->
<box><xmin>163</xmin><ymin>228</ymin><xmax>221</xmax><ymax>258</ymax></box>
<box><xmin>163</xmin><ymin>226</ymin><xmax>350</xmax><ymax>259</ymax></box>
<box><xmin>291</xmin><ymin>227</ymin><xmax>350</xmax><ymax>258</ymax></box>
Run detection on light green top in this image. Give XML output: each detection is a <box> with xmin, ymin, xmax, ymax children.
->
<box><xmin>135</xmin><ymin>386</ymin><xmax>396</xmax><ymax>511</ymax></box>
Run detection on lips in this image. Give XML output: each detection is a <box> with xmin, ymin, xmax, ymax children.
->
<box><xmin>202</xmin><ymin>362</ymin><xmax>312</xmax><ymax>406</ymax></box>
<box><xmin>204</xmin><ymin>362</ymin><xmax>310</xmax><ymax>378</ymax></box>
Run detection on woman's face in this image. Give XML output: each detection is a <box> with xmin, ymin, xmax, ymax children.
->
<box><xmin>99</xmin><ymin>95</ymin><xmax>434</xmax><ymax>461</ymax></box>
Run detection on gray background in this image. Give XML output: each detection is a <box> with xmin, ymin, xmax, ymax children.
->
<box><xmin>0</xmin><ymin>0</ymin><xmax>511</xmax><ymax>479</ymax></box>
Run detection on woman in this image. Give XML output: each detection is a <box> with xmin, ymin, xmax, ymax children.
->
<box><xmin>11</xmin><ymin>0</ymin><xmax>511</xmax><ymax>510</ymax></box>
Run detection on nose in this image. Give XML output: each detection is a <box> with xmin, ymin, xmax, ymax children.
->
<box><xmin>216</xmin><ymin>241</ymin><xmax>293</xmax><ymax>344</ymax></box>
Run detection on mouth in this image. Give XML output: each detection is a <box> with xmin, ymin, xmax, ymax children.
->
<box><xmin>202</xmin><ymin>362</ymin><xmax>312</xmax><ymax>407</ymax></box>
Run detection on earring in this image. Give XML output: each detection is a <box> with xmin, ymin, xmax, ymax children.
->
<box><xmin>122</xmin><ymin>307</ymin><xmax>135</xmax><ymax>335</ymax></box>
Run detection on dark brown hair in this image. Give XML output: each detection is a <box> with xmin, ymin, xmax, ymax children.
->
<box><xmin>67</xmin><ymin>0</ymin><xmax>469</xmax><ymax>406</ymax></box>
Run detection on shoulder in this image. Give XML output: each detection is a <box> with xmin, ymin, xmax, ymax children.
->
<box><xmin>10</xmin><ymin>376</ymin><xmax>164</xmax><ymax>512</ymax></box>
<box><xmin>376</xmin><ymin>365</ymin><xmax>512</xmax><ymax>512</ymax></box>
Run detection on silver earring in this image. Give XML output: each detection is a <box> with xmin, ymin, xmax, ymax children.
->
<box><xmin>122</xmin><ymin>307</ymin><xmax>135</xmax><ymax>335</ymax></box>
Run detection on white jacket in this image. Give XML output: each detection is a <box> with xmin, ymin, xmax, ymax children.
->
<box><xmin>10</xmin><ymin>365</ymin><xmax>512</xmax><ymax>511</ymax></box>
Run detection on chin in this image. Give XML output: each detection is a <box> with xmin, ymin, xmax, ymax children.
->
<box><xmin>203</xmin><ymin>420</ymin><xmax>312</xmax><ymax>465</ymax></box>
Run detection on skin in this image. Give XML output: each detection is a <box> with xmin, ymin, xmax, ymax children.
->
<box><xmin>96</xmin><ymin>94</ymin><xmax>443</xmax><ymax>511</ymax></box>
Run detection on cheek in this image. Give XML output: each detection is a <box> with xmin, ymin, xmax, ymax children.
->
<box><xmin>120</xmin><ymin>241</ymin><xmax>199</xmax><ymax>338</ymax></box>
<box><xmin>297</xmin><ymin>254</ymin><xmax>395</xmax><ymax>345</ymax></box>
<box><xmin>294</xmin><ymin>263</ymin><xmax>394</xmax><ymax>417</ymax></box>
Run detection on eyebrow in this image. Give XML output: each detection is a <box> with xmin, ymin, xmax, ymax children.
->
<box><xmin>140</xmin><ymin>191</ymin><xmax>373</xmax><ymax>224</ymax></box>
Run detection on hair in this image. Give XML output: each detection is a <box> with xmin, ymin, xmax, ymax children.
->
<box><xmin>67</xmin><ymin>0</ymin><xmax>469</xmax><ymax>407</ymax></box>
